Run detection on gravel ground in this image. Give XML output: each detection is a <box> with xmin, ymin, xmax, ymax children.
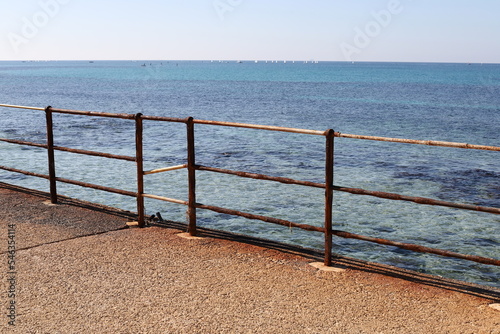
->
<box><xmin>1</xmin><ymin>183</ymin><xmax>499</xmax><ymax>333</ymax></box>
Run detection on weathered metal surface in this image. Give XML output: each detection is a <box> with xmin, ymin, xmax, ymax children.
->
<box><xmin>194</xmin><ymin>119</ymin><xmax>326</xmax><ymax>136</ymax></box>
<box><xmin>144</xmin><ymin>164</ymin><xmax>187</xmax><ymax>175</ymax></box>
<box><xmin>196</xmin><ymin>165</ymin><xmax>325</xmax><ymax>188</ymax></box>
<box><xmin>0</xmin><ymin>138</ymin><xmax>47</xmax><ymax>148</ymax></box>
<box><xmin>0</xmin><ymin>136</ymin><xmax>136</xmax><ymax>165</ymax></box>
<box><xmin>56</xmin><ymin>177</ymin><xmax>137</xmax><ymax>197</ymax></box>
<box><xmin>333</xmin><ymin>186</ymin><xmax>500</xmax><ymax>214</ymax></box>
<box><xmin>0</xmin><ymin>104</ymin><xmax>45</xmax><ymax>111</ymax></box>
<box><xmin>142</xmin><ymin>193</ymin><xmax>188</xmax><ymax>206</ymax></box>
<box><xmin>45</xmin><ymin>107</ymin><xmax>58</xmax><ymax>204</ymax></box>
<box><xmin>53</xmin><ymin>146</ymin><xmax>136</xmax><ymax>161</ymax></box>
<box><xmin>135</xmin><ymin>114</ymin><xmax>145</xmax><ymax>227</ymax></box>
<box><xmin>335</xmin><ymin>132</ymin><xmax>500</xmax><ymax>151</ymax></box>
<box><xmin>0</xmin><ymin>165</ymin><xmax>49</xmax><ymax>179</ymax></box>
<box><xmin>187</xmin><ymin>117</ymin><xmax>197</xmax><ymax>236</ymax></box>
<box><xmin>332</xmin><ymin>230</ymin><xmax>500</xmax><ymax>266</ymax></box>
<box><xmin>50</xmin><ymin>107</ymin><xmax>136</xmax><ymax>119</ymax></box>
<box><xmin>197</xmin><ymin>166</ymin><xmax>499</xmax><ymax>215</ymax></box>
<box><xmin>196</xmin><ymin>203</ymin><xmax>325</xmax><ymax>233</ymax></box>
<box><xmin>324</xmin><ymin>129</ymin><xmax>335</xmax><ymax>266</ymax></box>
<box><xmin>141</xmin><ymin>115</ymin><xmax>189</xmax><ymax>123</ymax></box>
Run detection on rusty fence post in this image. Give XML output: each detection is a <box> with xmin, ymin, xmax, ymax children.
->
<box><xmin>186</xmin><ymin>117</ymin><xmax>197</xmax><ymax>236</ymax></box>
<box><xmin>324</xmin><ymin>129</ymin><xmax>335</xmax><ymax>266</ymax></box>
<box><xmin>135</xmin><ymin>113</ymin><xmax>145</xmax><ymax>227</ymax></box>
<box><xmin>45</xmin><ymin>106</ymin><xmax>58</xmax><ymax>204</ymax></box>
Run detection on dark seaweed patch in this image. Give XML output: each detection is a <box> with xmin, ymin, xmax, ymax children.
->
<box><xmin>394</xmin><ymin>167</ymin><xmax>499</xmax><ymax>207</ymax></box>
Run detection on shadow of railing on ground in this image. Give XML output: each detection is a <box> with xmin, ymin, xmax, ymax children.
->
<box><xmin>151</xmin><ymin>218</ymin><xmax>500</xmax><ymax>302</ymax></box>
<box><xmin>2</xmin><ymin>181</ymin><xmax>498</xmax><ymax>301</ymax></box>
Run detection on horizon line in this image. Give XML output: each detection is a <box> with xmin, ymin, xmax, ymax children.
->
<box><xmin>1</xmin><ymin>59</ymin><xmax>499</xmax><ymax>65</ymax></box>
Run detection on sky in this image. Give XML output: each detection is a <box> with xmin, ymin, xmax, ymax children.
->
<box><xmin>1</xmin><ymin>0</ymin><xmax>500</xmax><ymax>63</ymax></box>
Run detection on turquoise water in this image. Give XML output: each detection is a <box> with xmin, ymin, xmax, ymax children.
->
<box><xmin>0</xmin><ymin>61</ymin><xmax>499</xmax><ymax>287</ymax></box>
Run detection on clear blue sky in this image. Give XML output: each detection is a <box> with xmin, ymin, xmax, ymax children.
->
<box><xmin>1</xmin><ymin>0</ymin><xmax>500</xmax><ymax>63</ymax></box>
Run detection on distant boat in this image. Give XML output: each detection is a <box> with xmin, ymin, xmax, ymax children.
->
<box><xmin>89</xmin><ymin>61</ymin><xmax>94</xmax><ymax>63</ymax></box>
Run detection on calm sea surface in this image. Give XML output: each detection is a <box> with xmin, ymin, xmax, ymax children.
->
<box><xmin>0</xmin><ymin>60</ymin><xmax>499</xmax><ymax>287</ymax></box>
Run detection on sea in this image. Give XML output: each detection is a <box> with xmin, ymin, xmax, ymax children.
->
<box><xmin>0</xmin><ymin>60</ymin><xmax>499</xmax><ymax>287</ymax></box>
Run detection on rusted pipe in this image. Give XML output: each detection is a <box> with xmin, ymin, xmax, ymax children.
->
<box><xmin>141</xmin><ymin>115</ymin><xmax>189</xmax><ymax>123</ymax></box>
<box><xmin>196</xmin><ymin>165</ymin><xmax>325</xmax><ymax>188</ymax></box>
<box><xmin>53</xmin><ymin>146</ymin><xmax>136</xmax><ymax>161</ymax></box>
<box><xmin>45</xmin><ymin>106</ymin><xmax>57</xmax><ymax>204</ymax></box>
<box><xmin>332</xmin><ymin>230</ymin><xmax>500</xmax><ymax>266</ymax></box>
<box><xmin>335</xmin><ymin>132</ymin><xmax>500</xmax><ymax>152</ymax></box>
<box><xmin>0</xmin><ymin>138</ymin><xmax>47</xmax><ymax>148</ymax></box>
<box><xmin>333</xmin><ymin>186</ymin><xmax>500</xmax><ymax>215</ymax></box>
<box><xmin>193</xmin><ymin>119</ymin><xmax>326</xmax><ymax>136</ymax></box>
<box><xmin>56</xmin><ymin>177</ymin><xmax>138</xmax><ymax>197</ymax></box>
<box><xmin>187</xmin><ymin>117</ymin><xmax>197</xmax><ymax>236</ymax></box>
<box><xmin>0</xmin><ymin>140</ymin><xmax>137</xmax><ymax>162</ymax></box>
<box><xmin>50</xmin><ymin>107</ymin><xmax>136</xmax><ymax>119</ymax></box>
<box><xmin>135</xmin><ymin>113</ymin><xmax>145</xmax><ymax>227</ymax></box>
<box><xmin>0</xmin><ymin>165</ymin><xmax>49</xmax><ymax>179</ymax></box>
<box><xmin>324</xmin><ymin>129</ymin><xmax>335</xmax><ymax>266</ymax></box>
<box><xmin>196</xmin><ymin>203</ymin><xmax>325</xmax><ymax>233</ymax></box>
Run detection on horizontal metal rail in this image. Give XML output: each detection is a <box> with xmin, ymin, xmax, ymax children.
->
<box><xmin>335</xmin><ymin>132</ymin><xmax>500</xmax><ymax>151</ymax></box>
<box><xmin>0</xmin><ymin>104</ymin><xmax>45</xmax><ymax>111</ymax></box>
<box><xmin>49</xmin><ymin>107</ymin><xmax>136</xmax><ymax>120</ymax></box>
<box><xmin>142</xmin><ymin>193</ymin><xmax>188</xmax><ymax>205</ymax></box>
<box><xmin>0</xmin><ymin>139</ymin><xmax>136</xmax><ymax>161</ymax></box>
<box><xmin>194</xmin><ymin>119</ymin><xmax>326</xmax><ymax>136</ymax></box>
<box><xmin>196</xmin><ymin>165</ymin><xmax>325</xmax><ymax>188</ymax></box>
<box><xmin>2</xmin><ymin>104</ymin><xmax>498</xmax><ymax>150</ymax></box>
<box><xmin>0</xmin><ymin>165</ymin><xmax>49</xmax><ymax>179</ymax></box>
<box><xmin>196</xmin><ymin>203</ymin><xmax>325</xmax><ymax>233</ymax></box>
<box><xmin>332</xmin><ymin>230</ymin><xmax>500</xmax><ymax>266</ymax></box>
<box><xmin>0</xmin><ymin>105</ymin><xmax>136</xmax><ymax>128</ymax></box>
<box><xmin>52</xmin><ymin>146</ymin><xmax>136</xmax><ymax>161</ymax></box>
<box><xmin>144</xmin><ymin>164</ymin><xmax>187</xmax><ymax>175</ymax></box>
<box><xmin>0</xmin><ymin>165</ymin><xmax>138</xmax><ymax>198</ymax></box>
<box><xmin>197</xmin><ymin>166</ymin><xmax>499</xmax><ymax>214</ymax></box>
<box><xmin>55</xmin><ymin>177</ymin><xmax>137</xmax><ymax>197</ymax></box>
<box><xmin>333</xmin><ymin>186</ymin><xmax>500</xmax><ymax>215</ymax></box>
<box><xmin>141</xmin><ymin>115</ymin><xmax>190</xmax><ymax>123</ymax></box>
<box><xmin>0</xmin><ymin>138</ymin><xmax>47</xmax><ymax>148</ymax></box>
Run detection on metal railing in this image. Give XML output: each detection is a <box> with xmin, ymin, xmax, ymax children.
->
<box><xmin>1</xmin><ymin>104</ymin><xmax>499</xmax><ymax>267</ymax></box>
